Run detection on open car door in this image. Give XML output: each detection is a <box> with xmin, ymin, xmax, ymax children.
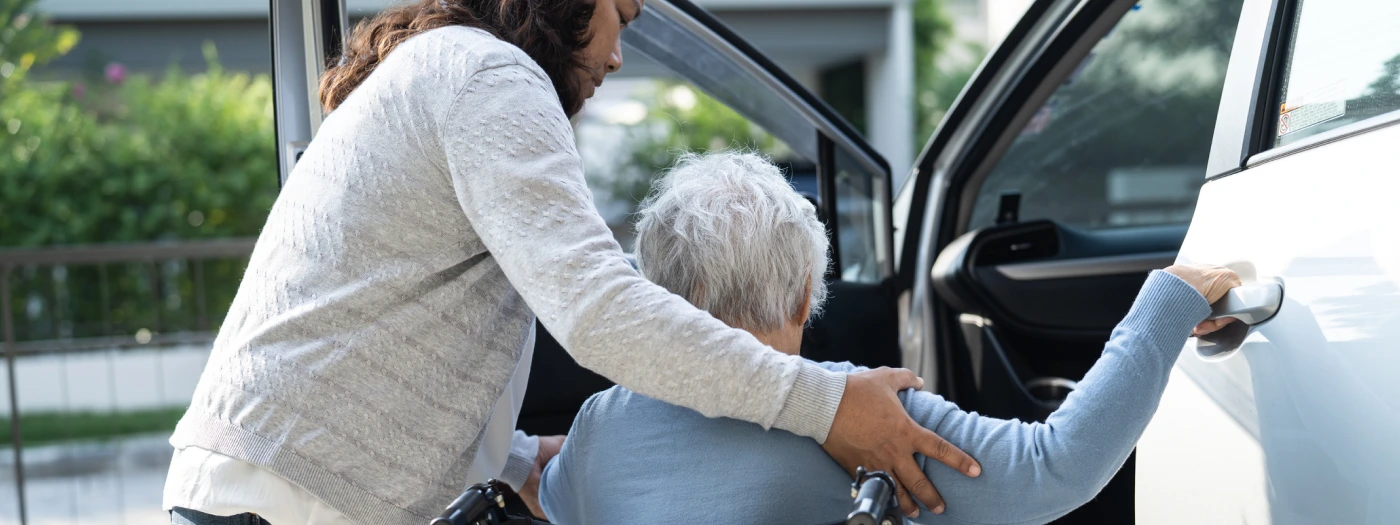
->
<box><xmin>894</xmin><ymin>0</ymin><xmax>1247</xmax><ymax>522</ymax></box>
<box><xmin>266</xmin><ymin>0</ymin><xmax>900</xmax><ymax>435</ymax></box>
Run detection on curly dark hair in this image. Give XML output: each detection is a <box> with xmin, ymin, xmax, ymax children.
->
<box><xmin>318</xmin><ymin>0</ymin><xmax>596</xmax><ymax>116</ymax></box>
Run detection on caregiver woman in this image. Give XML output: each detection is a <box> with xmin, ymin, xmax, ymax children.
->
<box><xmin>162</xmin><ymin>0</ymin><xmax>979</xmax><ymax>523</ymax></box>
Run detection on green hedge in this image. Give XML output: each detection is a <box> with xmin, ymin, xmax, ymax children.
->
<box><xmin>1</xmin><ymin>43</ymin><xmax>277</xmax><ymax>247</ymax></box>
<box><xmin>1</xmin><ymin>42</ymin><xmax>277</xmax><ymax>341</ymax></box>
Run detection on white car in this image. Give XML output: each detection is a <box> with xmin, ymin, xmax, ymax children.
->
<box><xmin>270</xmin><ymin>0</ymin><xmax>1399</xmax><ymax>522</ymax></box>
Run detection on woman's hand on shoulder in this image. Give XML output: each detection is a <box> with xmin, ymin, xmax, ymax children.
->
<box><xmin>1163</xmin><ymin>264</ymin><xmax>1242</xmax><ymax>336</ymax></box>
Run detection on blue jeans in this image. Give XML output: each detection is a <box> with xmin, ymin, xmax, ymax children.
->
<box><xmin>170</xmin><ymin>507</ymin><xmax>271</xmax><ymax>525</ymax></box>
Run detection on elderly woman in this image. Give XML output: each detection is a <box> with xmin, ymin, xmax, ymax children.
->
<box><xmin>536</xmin><ymin>151</ymin><xmax>1239</xmax><ymax>524</ymax></box>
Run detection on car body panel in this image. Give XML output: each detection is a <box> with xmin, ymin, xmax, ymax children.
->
<box><xmin>1137</xmin><ymin>119</ymin><xmax>1400</xmax><ymax>524</ymax></box>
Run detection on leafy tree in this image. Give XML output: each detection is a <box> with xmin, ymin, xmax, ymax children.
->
<box><xmin>0</xmin><ymin>0</ymin><xmax>78</xmax><ymax>97</ymax></box>
<box><xmin>2</xmin><ymin>43</ymin><xmax>276</xmax><ymax>248</ymax></box>
<box><xmin>914</xmin><ymin>0</ymin><xmax>984</xmax><ymax>148</ymax></box>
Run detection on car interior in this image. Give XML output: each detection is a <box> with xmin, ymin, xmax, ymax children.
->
<box><xmin>908</xmin><ymin>0</ymin><xmax>1245</xmax><ymax>521</ymax></box>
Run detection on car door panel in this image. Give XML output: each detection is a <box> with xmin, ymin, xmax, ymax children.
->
<box><xmin>1136</xmin><ymin>366</ymin><xmax>1271</xmax><ymax>524</ymax></box>
<box><xmin>930</xmin><ymin>220</ymin><xmax>1186</xmax><ymax>432</ymax></box>
<box><xmin>899</xmin><ymin>0</ymin><xmax>1248</xmax><ymax>522</ymax></box>
<box><xmin>936</xmin><ymin>220</ymin><xmax>1185</xmax><ymax>336</ymax></box>
<box><xmin>1137</xmin><ymin>121</ymin><xmax>1400</xmax><ymax>524</ymax></box>
<box><xmin>801</xmin><ymin>280</ymin><xmax>902</xmax><ymax>369</ymax></box>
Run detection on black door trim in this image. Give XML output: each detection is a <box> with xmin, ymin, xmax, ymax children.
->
<box><xmin>1203</xmin><ymin>0</ymin><xmax>1292</xmax><ymax>180</ymax></box>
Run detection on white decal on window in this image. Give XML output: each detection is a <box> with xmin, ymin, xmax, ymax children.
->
<box><xmin>1278</xmin><ymin>99</ymin><xmax>1346</xmax><ymax>137</ymax></box>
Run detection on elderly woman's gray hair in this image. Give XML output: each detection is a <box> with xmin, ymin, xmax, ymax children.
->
<box><xmin>634</xmin><ymin>151</ymin><xmax>830</xmax><ymax>333</ymax></box>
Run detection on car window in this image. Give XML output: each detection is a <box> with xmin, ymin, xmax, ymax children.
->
<box><xmin>967</xmin><ymin>0</ymin><xmax>1244</xmax><ymax>231</ymax></box>
<box><xmin>833</xmin><ymin>145</ymin><xmax>886</xmax><ymax>283</ymax></box>
<box><xmin>575</xmin><ymin>80</ymin><xmax>892</xmax><ymax>283</ymax></box>
<box><xmin>574</xmin><ymin>81</ymin><xmax>810</xmax><ymax>251</ymax></box>
<box><xmin>1273</xmin><ymin>0</ymin><xmax>1400</xmax><ymax>147</ymax></box>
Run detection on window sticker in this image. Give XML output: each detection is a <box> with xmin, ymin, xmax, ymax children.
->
<box><xmin>1278</xmin><ymin>83</ymin><xmax>1347</xmax><ymax>137</ymax></box>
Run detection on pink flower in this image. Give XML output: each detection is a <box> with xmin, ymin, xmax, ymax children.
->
<box><xmin>104</xmin><ymin>63</ymin><xmax>127</xmax><ymax>85</ymax></box>
<box><xmin>72</xmin><ymin>82</ymin><xmax>86</xmax><ymax>99</ymax></box>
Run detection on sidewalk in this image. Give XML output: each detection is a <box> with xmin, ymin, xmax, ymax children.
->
<box><xmin>0</xmin><ymin>345</ymin><xmax>211</xmax><ymax>524</ymax></box>
<box><xmin>0</xmin><ymin>434</ymin><xmax>172</xmax><ymax>525</ymax></box>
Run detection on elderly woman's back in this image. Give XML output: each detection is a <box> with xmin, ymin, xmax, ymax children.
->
<box><xmin>537</xmin><ymin>151</ymin><xmax>1217</xmax><ymax>524</ymax></box>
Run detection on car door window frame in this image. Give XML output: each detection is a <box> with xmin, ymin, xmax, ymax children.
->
<box><xmin>902</xmin><ymin>0</ymin><xmax>1138</xmax><ymax>394</ymax></box>
<box><xmin>948</xmin><ymin>2</ymin><xmax>1138</xmax><ymax>235</ymax></box>
<box><xmin>270</xmin><ymin>0</ymin><xmax>349</xmax><ymax>186</ymax></box>
<box><xmin>1204</xmin><ymin>0</ymin><xmax>1294</xmax><ymax>180</ymax></box>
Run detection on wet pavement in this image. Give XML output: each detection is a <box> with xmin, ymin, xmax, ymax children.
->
<box><xmin>0</xmin><ymin>433</ymin><xmax>173</xmax><ymax>524</ymax></box>
<box><xmin>0</xmin><ymin>345</ymin><xmax>210</xmax><ymax>523</ymax></box>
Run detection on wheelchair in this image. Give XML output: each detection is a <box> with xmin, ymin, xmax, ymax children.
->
<box><xmin>431</xmin><ymin>466</ymin><xmax>903</xmax><ymax>525</ymax></box>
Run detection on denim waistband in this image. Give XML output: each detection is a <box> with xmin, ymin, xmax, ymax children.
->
<box><xmin>170</xmin><ymin>507</ymin><xmax>271</xmax><ymax>525</ymax></box>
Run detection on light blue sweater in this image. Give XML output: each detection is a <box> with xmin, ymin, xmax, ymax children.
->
<box><xmin>538</xmin><ymin>271</ymin><xmax>1209</xmax><ymax>524</ymax></box>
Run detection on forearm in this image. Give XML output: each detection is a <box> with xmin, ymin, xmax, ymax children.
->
<box><xmin>906</xmin><ymin>271</ymin><xmax>1209</xmax><ymax>523</ymax></box>
<box><xmin>557</xmin><ymin>266</ymin><xmax>846</xmax><ymax>437</ymax></box>
<box><xmin>444</xmin><ymin>64</ymin><xmax>844</xmax><ymax>440</ymax></box>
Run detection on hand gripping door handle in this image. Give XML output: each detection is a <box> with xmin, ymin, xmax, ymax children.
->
<box><xmin>1195</xmin><ymin>280</ymin><xmax>1283</xmax><ymax>361</ymax></box>
<box><xmin>1206</xmin><ymin>282</ymin><xmax>1283</xmax><ymax>325</ymax></box>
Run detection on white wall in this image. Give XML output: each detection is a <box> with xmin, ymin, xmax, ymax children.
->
<box><xmin>867</xmin><ymin>0</ymin><xmax>916</xmax><ymax>176</ymax></box>
<box><xmin>984</xmin><ymin>0</ymin><xmax>1035</xmax><ymax>45</ymax></box>
<box><xmin>0</xmin><ymin>347</ymin><xmax>209</xmax><ymax>412</ymax></box>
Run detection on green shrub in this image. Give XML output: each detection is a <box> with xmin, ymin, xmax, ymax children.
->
<box><xmin>1</xmin><ymin>43</ymin><xmax>276</xmax><ymax>247</ymax></box>
<box><xmin>1</xmin><ymin>43</ymin><xmax>277</xmax><ymax>341</ymax></box>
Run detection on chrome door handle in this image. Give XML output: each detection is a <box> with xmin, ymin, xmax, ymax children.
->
<box><xmin>1206</xmin><ymin>282</ymin><xmax>1283</xmax><ymax>325</ymax></box>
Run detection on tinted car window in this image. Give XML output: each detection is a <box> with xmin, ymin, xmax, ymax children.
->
<box><xmin>575</xmin><ymin>81</ymin><xmax>805</xmax><ymax>250</ymax></box>
<box><xmin>833</xmin><ymin>145</ymin><xmax>886</xmax><ymax>283</ymax></box>
<box><xmin>968</xmin><ymin>0</ymin><xmax>1244</xmax><ymax>231</ymax></box>
<box><xmin>1274</xmin><ymin>0</ymin><xmax>1400</xmax><ymax>147</ymax></box>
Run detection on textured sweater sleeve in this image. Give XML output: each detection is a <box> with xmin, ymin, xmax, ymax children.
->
<box><xmin>440</xmin><ymin>63</ymin><xmax>846</xmax><ymax>441</ymax></box>
<box><xmin>900</xmin><ymin>271</ymin><xmax>1210</xmax><ymax>524</ymax></box>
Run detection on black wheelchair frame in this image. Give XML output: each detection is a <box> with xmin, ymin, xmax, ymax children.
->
<box><xmin>431</xmin><ymin>466</ymin><xmax>903</xmax><ymax>525</ymax></box>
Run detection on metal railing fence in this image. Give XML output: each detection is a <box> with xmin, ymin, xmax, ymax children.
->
<box><xmin>0</xmin><ymin>238</ymin><xmax>255</xmax><ymax>525</ymax></box>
